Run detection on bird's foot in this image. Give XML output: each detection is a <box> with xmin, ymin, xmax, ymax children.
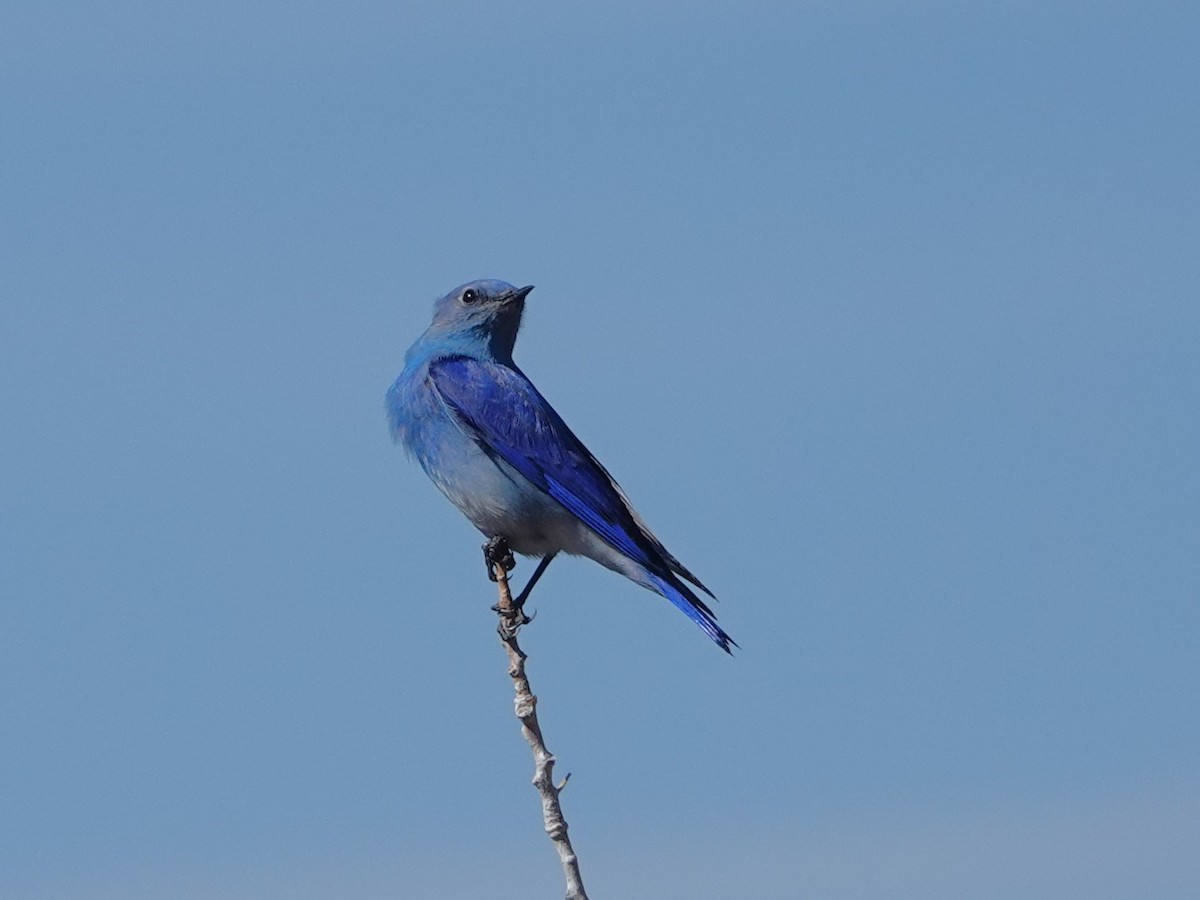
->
<box><xmin>482</xmin><ymin>536</ymin><xmax>515</xmax><ymax>582</ymax></box>
<box><xmin>484</xmin><ymin>536</ymin><xmax>534</xmax><ymax>638</ymax></box>
<box><xmin>494</xmin><ymin>604</ymin><xmax>533</xmax><ymax>640</ymax></box>
<box><xmin>491</xmin><ymin>595</ymin><xmax>536</xmax><ymax>617</ymax></box>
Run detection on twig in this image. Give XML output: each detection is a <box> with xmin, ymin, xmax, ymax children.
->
<box><xmin>492</xmin><ymin>556</ymin><xmax>589</xmax><ymax>900</ymax></box>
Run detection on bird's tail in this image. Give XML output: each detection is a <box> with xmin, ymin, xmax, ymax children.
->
<box><xmin>648</xmin><ymin>572</ymin><xmax>737</xmax><ymax>654</ymax></box>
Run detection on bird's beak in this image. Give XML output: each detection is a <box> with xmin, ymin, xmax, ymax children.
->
<box><xmin>498</xmin><ymin>284</ymin><xmax>533</xmax><ymax>308</ymax></box>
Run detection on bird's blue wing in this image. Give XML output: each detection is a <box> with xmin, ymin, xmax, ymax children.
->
<box><xmin>428</xmin><ymin>356</ymin><xmax>660</xmax><ymax>568</ymax></box>
<box><xmin>429</xmin><ymin>355</ymin><xmax>733</xmax><ymax>652</ymax></box>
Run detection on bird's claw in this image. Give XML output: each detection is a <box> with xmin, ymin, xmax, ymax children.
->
<box><xmin>492</xmin><ymin>599</ymin><xmax>536</xmax><ymax>618</ymax></box>
<box><xmin>482</xmin><ymin>536</ymin><xmax>515</xmax><ymax>581</ymax></box>
<box><xmin>496</xmin><ymin>606</ymin><xmax>533</xmax><ymax>640</ymax></box>
<box><xmin>483</xmin><ymin>535</ymin><xmax>531</xmax><ymax>638</ymax></box>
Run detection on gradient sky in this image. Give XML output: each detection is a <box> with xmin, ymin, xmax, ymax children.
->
<box><xmin>3</xmin><ymin>2</ymin><xmax>1198</xmax><ymax>898</ymax></box>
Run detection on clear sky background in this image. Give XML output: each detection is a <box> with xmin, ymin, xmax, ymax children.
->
<box><xmin>3</xmin><ymin>2</ymin><xmax>1198</xmax><ymax>898</ymax></box>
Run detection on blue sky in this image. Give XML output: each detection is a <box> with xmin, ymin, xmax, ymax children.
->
<box><xmin>3</xmin><ymin>2</ymin><xmax>1198</xmax><ymax>897</ymax></box>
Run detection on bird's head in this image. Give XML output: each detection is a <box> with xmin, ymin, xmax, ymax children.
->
<box><xmin>424</xmin><ymin>279</ymin><xmax>534</xmax><ymax>362</ymax></box>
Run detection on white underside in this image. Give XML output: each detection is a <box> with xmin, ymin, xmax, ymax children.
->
<box><xmin>425</xmin><ymin>439</ymin><xmax>651</xmax><ymax>588</ymax></box>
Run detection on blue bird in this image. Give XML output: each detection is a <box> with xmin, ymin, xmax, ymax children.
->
<box><xmin>386</xmin><ymin>279</ymin><xmax>735</xmax><ymax>652</ymax></box>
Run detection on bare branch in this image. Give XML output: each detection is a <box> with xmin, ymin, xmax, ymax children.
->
<box><xmin>492</xmin><ymin>557</ymin><xmax>589</xmax><ymax>900</ymax></box>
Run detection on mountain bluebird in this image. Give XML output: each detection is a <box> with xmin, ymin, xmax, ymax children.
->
<box><xmin>386</xmin><ymin>279</ymin><xmax>735</xmax><ymax>652</ymax></box>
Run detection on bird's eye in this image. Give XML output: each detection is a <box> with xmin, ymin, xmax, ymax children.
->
<box><xmin>461</xmin><ymin>289</ymin><xmax>478</xmax><ymax>304</ymax></box>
